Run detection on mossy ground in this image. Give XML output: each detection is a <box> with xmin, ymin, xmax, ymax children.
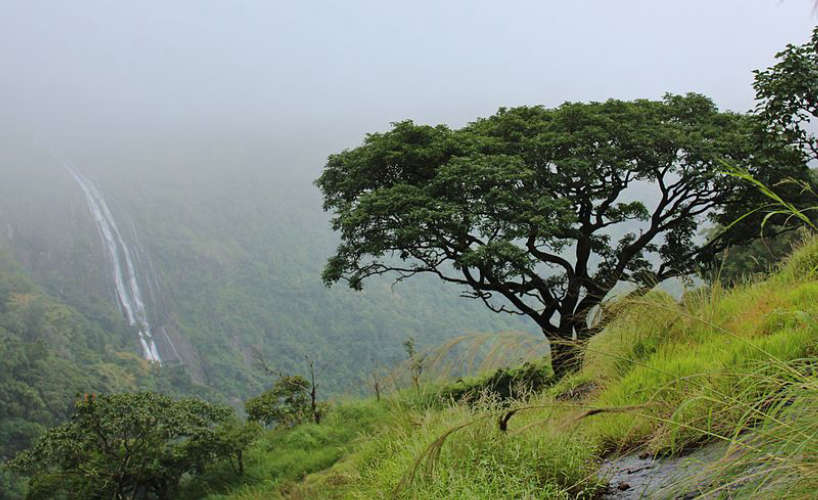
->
<box><xmin>186</xmin><ymin>238</ymin><xmax>818</xmax><ymax>499</ymax></box>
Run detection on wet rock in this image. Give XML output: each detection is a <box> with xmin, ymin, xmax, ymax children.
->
<box><xmin>598</xmin><ymin>442</ymin><xmax>729</xmax><ymax>499</ymax></box>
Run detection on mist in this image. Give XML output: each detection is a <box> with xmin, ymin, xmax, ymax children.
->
<box><xmin>2</xmin><ymin>1</ymin><xmax>815</xmax><ymax>187</ymax></box>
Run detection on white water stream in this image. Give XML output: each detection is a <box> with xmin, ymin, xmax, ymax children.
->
<box><xmin>67</xmin><ymin>165</ymin><xmax>163</xmax><ymax>363</ymax></box>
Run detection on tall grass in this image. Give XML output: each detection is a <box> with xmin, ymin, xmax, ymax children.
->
<box><xmin>178</xmin><ymin>399</ymin><xmax>391</xmax><ymax>499</ymax></box>
<box><xmin>209</xmin><ymin>239</ymin><xmax>818</xmax><ymax>498</ymax></box>
<box><xmin>377</xmin><ymin>330</ymin><xmax>550</xmax><ymax>397</ymax></box>
<box><xmin>207</xmin><ymin>167</ymin><xmax>818</xmax><ymax>499</ymax></box>
<box><xmin>209</xmin><ymin>238</ymin><xmax>818</xmax><ymax>499</ymax></box>
<box><xmin>399</xmin><ymin>239</ymin><xmax>818</xmax><ymax>498</ymax></box>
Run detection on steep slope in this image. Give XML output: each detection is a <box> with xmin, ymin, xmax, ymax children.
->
<box><xmin>0</xmin><ymin>136</ymin><xmax>536</xmax><ymax>403</ymax></box>
<box><xmin>0</xmin><ymin>247</ymin><xmax>220</xmax><ymax>497</ymax></box>
<box><xmin>0</xmin><ymin>250</ymin><xmax>152</xmax><ymax>460</ymax></box>
<box><xmin>66</xmin><ymin>165</ymin><xmax>166</xmax><ymax>362</ymax></box>
<box><xmin>103</xmin><ymin>152</ymin><xmax>537</xmax><ymax>399</ymax></box>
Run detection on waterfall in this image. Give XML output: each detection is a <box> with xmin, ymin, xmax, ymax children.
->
<box><xmin>66</xmin><ymin>165</ymin><xmax>164</xmax><ymax>363</ymax></box>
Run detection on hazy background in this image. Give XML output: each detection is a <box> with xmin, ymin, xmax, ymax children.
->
<box><xmin>0</xmin><ymin>0</ymin><xmax>816</xmax><ymax>405</ymax></box>
<box><xmin>2</xmin><ymin>1</ymin><xmax>816</xmax><ymax>184</ymax></box>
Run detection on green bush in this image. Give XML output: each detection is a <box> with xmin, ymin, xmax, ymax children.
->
<box><xmin>437</xmin><ymin>360</ymin><xmax>553</xmax><ymax>403</ymax></box>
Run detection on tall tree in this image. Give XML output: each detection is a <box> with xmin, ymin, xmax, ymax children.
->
<box><xmin>316</xmin><ymin>93</ymin><xmax>805</xmax><ymax>377</ymax></box>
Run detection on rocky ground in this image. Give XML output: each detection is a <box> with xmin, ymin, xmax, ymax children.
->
<box><xmin>599</xmin><ymin>442</ymin><xmax>732</xmax><ymax>499</ymax></box>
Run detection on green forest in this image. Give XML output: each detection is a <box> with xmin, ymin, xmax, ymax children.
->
<box><xmin>0</xmin><ymin>141</ymin><xmax>536</xmax><ymax>402</ymax></box>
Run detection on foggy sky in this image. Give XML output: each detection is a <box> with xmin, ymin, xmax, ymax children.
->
<box><xmin>2</xmin><ymin>1</ymin><xmax>816</xmax><ymax>181</ymax></box>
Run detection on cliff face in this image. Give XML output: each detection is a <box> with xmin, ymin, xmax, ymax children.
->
<box><xmin>0</xmin><ymin>161</ymin><xmax>112</xmax><ymax>318</ymax></box>
<box><xmin>0</xmin><ymin>156</ymin><xmax>203</xmax><ymax>378</ymax></box>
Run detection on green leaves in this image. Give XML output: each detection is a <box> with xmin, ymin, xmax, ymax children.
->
<box><xmin>316</xmin><ymin>93</ymin><xmax>785</xmax><ymax>367</ymax></box>
<box><xmin>700</xmin><ymin>29</ymin><xmax>818</xmax><ymax>283</ymax></box>
<box><xmin>753</xmin><ymin>26</ymin><xmax>818</xmax><ymax>163</ymax></box>
<box><xmin>8</xmin><ymin>392</ymin><xmax>255</xmax><ymax>499</ymax></box>
<box><xmin>722</xmin><ymin>164</ymin><xmax>817</xmax><ymax>235</ymax></box>
<box><xmin>0</xmin><ymin>252</ymin><xmax>168</xmax><ymax>467</ymax></box>
<box><xmin>245</xmin><ymin>375</ymin><xmax>312</xmax><ymax>428</ymax></box>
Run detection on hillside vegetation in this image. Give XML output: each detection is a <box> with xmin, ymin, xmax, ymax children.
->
<box><xmin>0</xmin><ymin>250</ymin><xmax>220</xmax><ymax>497</ymax></box>
<box><xmin>183</xmin><ymin>238</ymin><xmax>818</xmax><ymax>499</ymax></box>
<box><xmin>0</xmin><ymin>152</ymin><xmax>536</xmax><ymax>401</ymax></box>
<box><xmin>116</xmin><ymin>160</ymin><xmax>537</xmax><ymax>397</ymax></box>
<box><xmin>0</xmin><ymin>250</ymin><xmax>147</xmax><ymax>459</ymax></box>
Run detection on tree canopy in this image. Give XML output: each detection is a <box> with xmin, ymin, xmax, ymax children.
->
<box><xmin>245</xmin><ymin>375</ymin><xmax>312</xmax><ymax>428</ymax></box>
<box><xmin>753</xmin><ymin>25</ymin><xmax>818</xmax><ymax>165</ymax></box>
<box><xmin>316</xmin><ymin>93</ymin><xmax>807</xmax><ymax>375</ymax></box>
<box><xmin>702</xmin><ymin>26</ymin><xmax>818</xmax><ymax>281</ymax></box>
<box><xmin>8</xmin><ymin>392</ymin><xmax>258</xmax><ymax>500</ymax></box>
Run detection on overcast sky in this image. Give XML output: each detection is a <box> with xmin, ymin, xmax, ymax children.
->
<box><xmin>1</xmin><ymin>1</ymin><xmax>816</xmax><ymax>180</ymax></box>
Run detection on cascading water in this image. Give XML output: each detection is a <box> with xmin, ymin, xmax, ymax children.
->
<box><xmin>66</xmin><ymin>165</ymin><xmax>163</xmax><ymax>363</ymax></box>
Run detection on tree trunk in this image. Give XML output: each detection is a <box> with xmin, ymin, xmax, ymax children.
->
<box><xmin>548</xmin><ymin>339</ymin><xmax>582</xmax><ymax>379</ymax></box>
<box><xmin>311</xmin><ymin>385</ymin><xmax>319</xmax><ymax>424</ymax></box>
<box><xmin>308</xmin><ymin>358</ymin><xmax>320</xmax><ymax>424</ymax></box>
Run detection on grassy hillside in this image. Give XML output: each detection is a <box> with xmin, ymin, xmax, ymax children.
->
<box><xmin>187</xmin><ymin>237</ymin><xmax>818</xmax><ymax>499</ymax></box>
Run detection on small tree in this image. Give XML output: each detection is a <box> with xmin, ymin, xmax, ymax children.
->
<box><xmin>245</xmin><ymin>375</ymin><xmax>311</xmax><ymax>428</ymax></box>
<box><xmin>7</xmin><ymin>392</ymin><xmax>258</xmax><ymax>499</ymax></box>
<box><xmin>212</xmin><ymin>417</ymin><xmax>261</xmax><ymax>476</ymax></box>
<box><xmin>305</xmin><ymin>356</ymin><xmax>322</xmax><ymax>424</ymax></box>
<box><xmin>403</xmin><ymin>337</ymin><xmax>425</xmax><ymax>394</ymax></box>
<box><xmin>368</xmin><ymin>357</ymin><xmax>387</xmax><ymax>402</ymax></box>
<box><xmin>316</xmin><ymin>93</ymin><xmax>807</xmax><ymax>377</ymax></box>
<box><xmin>251</xmin><ymin>349</ymin><xmax>323</xmax><ymax>425</ymax></box>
